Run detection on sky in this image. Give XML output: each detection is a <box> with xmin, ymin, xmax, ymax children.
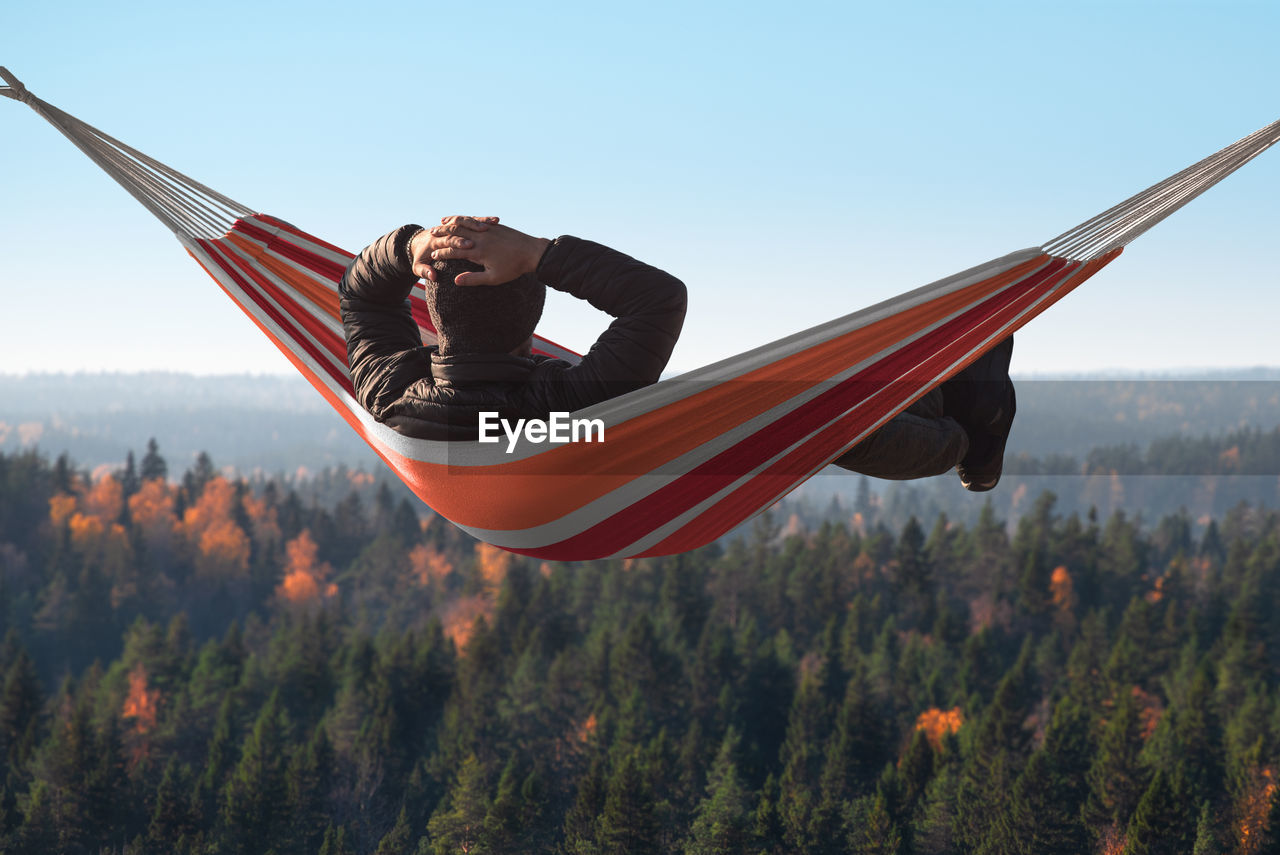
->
<box><xmin>2</xmin><ymin>0</ymin><xmax>1278</xmax><ymax>379</ymax></box>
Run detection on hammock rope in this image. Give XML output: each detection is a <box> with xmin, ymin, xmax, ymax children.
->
<box><xmin>6</xmin><ymin>67</ymin><xmax>1279</xmax><ymax>560</ymax></box>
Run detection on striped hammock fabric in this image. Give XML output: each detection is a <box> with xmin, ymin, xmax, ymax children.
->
<box><xmin>5</xmin><ymin>68</ymin><xmax>1278</xmax><ymax>559</ymax></box>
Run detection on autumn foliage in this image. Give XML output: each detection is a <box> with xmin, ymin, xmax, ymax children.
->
<box><xmin>276</xmin><ymin>529</ymin><xmax>337</xmax><ymax>606</ymax></box>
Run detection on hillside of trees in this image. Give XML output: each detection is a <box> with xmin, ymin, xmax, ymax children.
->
<box><xmin>5</xmin><ymin>370</ymin><xmax>1280</xmax><ymax>476</ymax></box>
<box><xmin>3</xmin><ymin>443</ymin><xmax>1280</xmax><ymax>852</ymax></box>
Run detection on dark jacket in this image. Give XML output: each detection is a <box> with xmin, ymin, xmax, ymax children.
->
<box><xmin>339</xmin><ymin>225</ymin><xmax>687</xmax><ymax>441</ymax></box>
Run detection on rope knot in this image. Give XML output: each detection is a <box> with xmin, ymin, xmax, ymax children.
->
<box><xmin>0</xmin><ymin>68</ymin><xmax>33</xmax><ymax>104</ymax></box>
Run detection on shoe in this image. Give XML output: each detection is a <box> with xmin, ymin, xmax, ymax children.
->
<box><xmin>957</xmin><ymin>381</ymin><xmax>1015</xmax><ymax>491</ymax></box>
<box><xmin>941</xmin><ymin>335</ymin><xmax>1014</xmax><ymax>434</ymax></box>
<box><xmin>944</xmin><ymin>336</ymin><xmax>1016</xmax><ymax>492</ymax></box>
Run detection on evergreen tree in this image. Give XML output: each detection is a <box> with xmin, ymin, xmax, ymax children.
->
<box><xmin>145</xmin><ymin>760</ymin><xmax>198</xmax><ymax>853</ymax></box>
<box><xmin>1003</xmin><ymin>695</ymin><xmax>1092</xmax><ymax>854</ymax></box>
<box><xmin>776</xmin><ymin>665</ymin><xmax>831</xmax><ymax>851</ymax></box>
<box><xmin>564</xmin><ymin>754</ymin><xmax>608</xmax><ymax>855</ymax></box>
<box><xmin>483</xmin><ymin>758</ymin><xmax>524</xmax><ymax>855</ymax></box>
<box><xmin>219</xmin><ymin>692</ymin><xmax>291</xmax><ymax>853</ymax></box>
<box><xmin>286</xmin><ymin>724</ymin><xmax>336</xmax><ymax>854</ymax></box>
<box><xmin>0</xmin><ymin>640</ymin><xmax>42</xmax><ymax>772</ymax></box>
<box><xmin>1083</xmin><ymin>687</ymin><xmax>1149</xmax><ymax>838</ymax></box>
<box><xmin>685</xmin><ymin>728</ymin><xmax>754</xmax><ymax>855</ymax></box>
<box><xmin>954</xmin><ymin>645</ymin><xmax>1034</xmax><ymax>849</ymax></box>
<box><xmin>597</xmin><ymin>747</ymin><xmax>661</xmax><ymax>855</ymax></box>
<box><xmin>1122</xmin><ymin>766</ymin><xmax>1196</xmax><ymax>855</ymax></box>
<box><xmin>140</xmin><ymin>437</ymin><xmax>168</xmax><ymax>482</ymax></box>
<box><xmin>427</xmin><ymin>753</ymin><xmax>491</xmax><ymax>855</ymax></box>
<box><xmin>318</xmin><ymin>824</ymin><xmax>356</xmax><ymax>855</ymax></box>
<box><xmin>375</xmin><ymin>807</ymin><xmax>415</xmax><ymax>855</ymax></box>
<box><xmin>1192</xmin><ymin>800</ymin><xmax>1226</xmax><ymax>855</ymax></box>
<box><xmin>182</xmin><ymin>451</ymin><xmax>217</xmax><ymax>501</ymax></box>
<box><xmin>120</xmin><ymin>449</ymin><xmax>141</xmax><ymax>500</ymax></box>
<box><xmin>845</xmin><ymin>792</ymin><xmax>902</xmax><ymax>855</ymax></box>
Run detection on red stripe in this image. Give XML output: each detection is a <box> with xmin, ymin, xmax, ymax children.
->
<box><xmin>511</xmin><ymin>259</ymin><xmax>1073</xmax><ymax>559</ymax></box>
<box><xmin>212</xmin><ymin>240</ymin><xmax>351</xmax><ymax>367</ymax></box>
<box><xmin>198</xmin><ymin>239</ymin><xmax>354</xmax><ymax>396</ymax></box>
<box><xmin>231</xmin><ymin>219</ymin><xmax>349</xmax><ymax>283</ymax></box>
<box><xmin>252</xmin><ymin>213</ymin><xmax>355</xmax><ymax>260</ymax></box>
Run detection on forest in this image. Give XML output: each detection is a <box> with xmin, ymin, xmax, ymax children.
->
<box><xmin>2</xmin><ymin>441</ymin><xmax>1280</xmax><ymax>854</ymax></box>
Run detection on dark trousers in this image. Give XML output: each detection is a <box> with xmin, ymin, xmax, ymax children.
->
<box><xmin>830</xmin><ymin>387</ymin><xmax>968</xmax><ymax>480</ymax></box>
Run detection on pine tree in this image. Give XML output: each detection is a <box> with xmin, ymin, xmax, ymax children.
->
<box><xmin>140</xmin><ymin>437</ymin><xmax>168</xmax><ymax>482</ymax></box>
<box><xmin>319</xmin><ymin>824</ymin><xmax>356</xmax><ymax>855</ymax></box>
<box><xmin>145</xmin><ymin>760</ymin><xmax>198</xmax><ymax>852</ymax></box>
<box><xmin>685</xmin><ymin>728</ymin><xmax>754</xmax><ymax>855</ymax></box>
<box><xmin>375</xmin><ymin>807</ymin><xmax>415</xmax><ymax>855</ymax></box>
<box><xmin>219</xmin><ymin>692</ymin><xmax>291</xmax><ymax>853</ymax></box>
<box><xmin>1192</xmin><ymin>800</ymin><xmax>1226</xmax><ymax>855</ymax></box>
<box><xmin>286</xmin><ymin>724</ymin><xmax>336</xmax><ymax>853</ymax></box>
<box><xmin>0</xmin><ymin>640</ymin><xmax>42</xmax><ymax>771</ymax></box>
<box><xmin>598</xmin><ymin>748</ymin><xmax>660</xmax><ymax>855</ymax></box>
<box><xmin>564</xmin><ymin>754</ymin><xmax>607</xmax><ymax>854</ymax></box>
<box><xmin>776</xmin><ymin>666</ymin><xmax>831</xmax><ymax>851</ymax></box>
<box><xmin>845</xmin><ymin>792</ymin><xmax>902</xmax><ymax>855</ymax></box>
<box><xmin>1007</xmin><ymin>694</ymin><xmax>1091</xmax><ymax>854</ymax></box>
<box><xmin>1122</xmin><ymin>766</ymin><xmax>1196</xmax><ymax>854</ymax></box>
<box><xmin>427</xmin><ymin>753</ymin><xmax>491</xmax><ymax>855</ymax></box>
<box><xmin>120</xmin><ymin>449</ymin><xmax>141</xmax><ymax>501</ymax></box>
<box><xmin>482</xmin><ymin>758</ymin><xmax>524</xmax><ymax>855</ymax></box>
<box><xmin>955</xmin><ymin>645</ymin><xmax>1034</xmax><ymax>849</ymax></box>
<box><xmin>1083</xmin><ymin>687</ymin><xmax>1149</xmax><ymax>837</ymax></box>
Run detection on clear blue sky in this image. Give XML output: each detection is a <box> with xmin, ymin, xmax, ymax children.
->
<box><xmin>3</xmin><ymin>0</ymin><xmax>1277</xmax><ymax>378</ymax></box>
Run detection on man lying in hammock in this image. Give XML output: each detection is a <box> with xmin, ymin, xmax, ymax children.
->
<box><xmin>339</xmin><ymin>216</ymin><xmax>1016</xmax><ymax>491</ymax></box>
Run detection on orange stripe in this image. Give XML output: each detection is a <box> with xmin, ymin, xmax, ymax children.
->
<box><xmin>221</xmin><ymin>233</ymin><xmax>343</xmax><ymax>324</ymax></box>
<box><xmin>387</xmin><ymin>254</ymin><xmax>1053</xmax><ymax>532</ymax></box>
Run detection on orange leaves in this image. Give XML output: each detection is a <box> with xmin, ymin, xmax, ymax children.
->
<box><xmin>434</xmin><ymin>542</ymin><xmax>518</xmax><ymax>652</ymax></box>
<box><xmin>49</xmin><ymin>493</ymin><xmax>76</xmax><ymax>528</ymax></box>
<box><xmin>1238</xmin><ymin>765</ymin><xmax>1276</xmax><ymax>853</ymax></box>
<box><xmin>475</xmin><ymin>542</ymin><xmax>512</xmax><ymax>590</ymax></box>
<box><xmin>1050</xmin><ymin>565</ymin><xmax>1074</xmax><ymax>610</ymax></box>
<box><xmin>50</xmin><ymin>476</ymin><xmax>130</xmax><ymax>556</ymax></box>
<box><xmin>68</xmin><ymin>511</ymin><xmax>107</xmax><ymax>549</ymax></box>
<box><xmin>914</xmin><ymin>706</ymin><xmax>964</xmax><ymax>751</ymax></box>
<box><xmin>442</xmin><ymin>594</ymin><xmax>493</xmax><ymax>652</ymax></box>
<box><xmin>182</xmin><ymin>478</ymin><xmax>250</xmax><ymax>579</ymax></box>
<box><xmin>83</xmin><ymin>474</ymin><xmax>123</xmax><ymax>523</ymax></box>
<box><xmin>129</xmin><ymin>479</ymin><xmax>178</xmax><ymax>545</ymax></box>
<box><xmin>1130</xmin><ymin>686</ymin><xmax>1164</xmax><ymax>741</ymax></box>
<box><xmin>121</xmin><ymin>663</ymin><xmax>160</xmax><ymax>735</ymax></box>
<box><xmin>409</xmin><ymin>543</ymin><xmax>453</xmax><ymax>587</ymax></box>
<box><xmin>242</xmin><ymin>492</ymin><xmax>282</xmax><ymax>547</ymax></box>
<box><xmin>275</xmin><ymin>529</ymin><xmax>337</xmax><ymax>607</ymax></box>
<box><xmin>121</xmin><ymin>662</ymin><xmax>162</xmax><ymax>769</ymax></box>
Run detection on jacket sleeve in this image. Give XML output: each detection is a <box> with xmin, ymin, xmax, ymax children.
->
<box><xmin>533</xmin><ymin>236</ymin><xmax>688</xmax><ymax>413</ymax></box>
<box><xmin>338</xmin><ymin>224</ymin><xmax>433</xmax><ymax>420</ymax></box>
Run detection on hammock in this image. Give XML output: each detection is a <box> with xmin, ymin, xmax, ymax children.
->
<box><xmin>6</xmin><ymin>68</ymin><xmax>1279</xmax><ymax>560</ymax></box>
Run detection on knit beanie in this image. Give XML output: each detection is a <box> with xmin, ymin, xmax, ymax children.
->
<box><xmin>424</xmin><ymin>259</ymin><xmax>546</xmax><ymax>356</ymax></box>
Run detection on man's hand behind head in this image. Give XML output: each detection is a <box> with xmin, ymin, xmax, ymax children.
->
<box><xmin>409</xmin><ymin>216</ymin><xmax>497</xmax><ymax>282</ymax></box>
<box><xmin>426</xmin><ymin>217</ymin><xmax>550</xmax><ymax>286</ymax></box>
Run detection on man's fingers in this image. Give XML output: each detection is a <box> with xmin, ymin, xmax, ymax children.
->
<box><xmin>438</xmin><ymin>215</ymin><xmax>496</xmax><ymax>231</ymax></box>
<box><xmin>454</xmin><ymin>269</ymin><xmax>497</xmax><ymax>286</ymax></box>
<box><xmin>425</xmin><ymin>234</ymin><xmax>473</xmax><ymax>250</ymax></box>
<box><xmin>430</xmin><ymin>246</ymin><xmax>477</xmax><ymax>261</ymax></box>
